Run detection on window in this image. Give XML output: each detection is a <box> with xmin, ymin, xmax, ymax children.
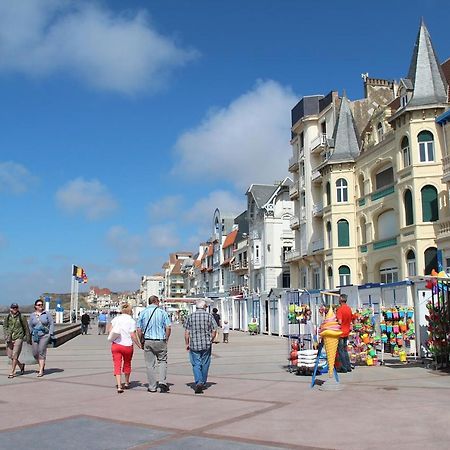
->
<box><xmin>337</xmin><ymin>219</ymin><xmax>350</xmax><ymax>247</ymax></box>
<box><xmin>300</xmin><ymin>268</ymin><xmax>307</xmax><ymax>288</ymax></box>
<box><xmin>300</xmin><ymin>162</ymin><xmax>305</xmax><ymax>177</ymax></box>
<box><xmin>446</xmin><ymin>258</ymin><xmax>450</xmax><ymax>275</ymax></box>
<box><xmin>336</xmin><ymin>178</ymin><xmax>348</xmax><ymax>203</ymax></box>
<box><xmin>300</xmin><ymin>191</ymin><xmax>306</xmax><ymax>207</ymax></box>
<box><xmin>375</xmin><ymin>167</ymin><xmax>394</xmax><ymax>190</ymax></box>
<box><xmin>401</xmin><ymin>95</ymin><xmax>408</xmax><ymax>108</ymax></box>
<box><xmin>421</xmin><ymin>185</ymin><xmax>438</xmax><ymax>222</ymax></box>
<box><xmin>401</xmin><ymin>136</ymin><xmax>411</xmax><ymax>167</ymax></box>
<box><xmin>282</xmin><ymin>272</ymin><xmax>290</xmax><ymax>288</ymax></box>
<box><xmin>379</xmin><ymin>260</ymin><xmax>398</xmax><ymax>283</ymax></box>
<box><xmin>406</xmin><ymin>250</ymin><xmax>416</xmax><ymax>277</ymax></box>
<box><xmin>327</xmin><ymin>267</ymin><xmax>333</xmax><ymax>289</ymax></box>
<box><xmin>377</xmin><ymin>122</ymin><xmax>384</xmax><ymax>142</ymax></box>
<box><xmin>300</xmin><ymin>132</ymin><xmax>304</xmax><ymax>149</ymax></box>
<box><xmin>326</xmin><ymin>221</ymin><xmax>332</xmax><ymax>248</ymax></box>
<box><xmin>313</xmin><ymin>268</ymin><xmax>321</xmax><ymax>290</ymax></box>
<box><xmin>378</xmin><ymin>209</ymin><xmax>397</xmax><ymax>240</ymax></box>
<box><xmin>418</xmin><ymin>131</ymin><xmax>435</xmax><ymax>162</ymax></box>
<box><xmin>404</xmin><ymin>190</ymin><xmax>414</xmax><ymax>226</ymax></box>
<box><xmin>326</xmin><ymin>182</ymin><xmax>331</xmax><ymax>205</ymax></box>
<box><xmin>424</xmin><ymin>247</ymin><xmax>437</xmax><ymax>275</ymax></box>
<box><xmin>338</xmin><ymin>266</ymin><xmax>351</xmax><ymax>286</ymax></box>
<box><xmin>282</xmin><ymin>246</ymin><xmax>292</xmax><ymax>262</ymax></box>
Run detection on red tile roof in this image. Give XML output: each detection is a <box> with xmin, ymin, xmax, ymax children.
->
<box><xmin>222</xmin><ymin>229</ymin><xmax>238</xmax><ymax>249</ymax></box>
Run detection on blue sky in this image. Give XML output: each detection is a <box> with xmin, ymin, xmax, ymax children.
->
<box><xmin>0</xmin><ymin>0</ymin><xmax>448</xmax><ymax>305</ymax></box>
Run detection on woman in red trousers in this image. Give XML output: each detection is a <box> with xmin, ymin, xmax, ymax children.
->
<box><xmin>109</xmin><ymin>303</ymin><xmax>141</xmax><ymax>393</ymax></box>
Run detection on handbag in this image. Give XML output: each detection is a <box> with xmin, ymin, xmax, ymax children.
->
<box><xmin>20</xmin><ymin>342</ymin><xmax>38</xmax><ymax>365</ymax></box>
<box><xmin>140</xmin><ymin>307</ymin><xmax>158</xmax><ymax>346</ymax></box>
<box><xmin>107</xmin><ymin>321</ymin><xmax>121</xmax><ymax>342</ymax></box>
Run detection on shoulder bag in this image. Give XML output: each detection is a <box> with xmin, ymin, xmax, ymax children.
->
<box><xmin>140</xmin><ymin>307</ymin><xmax>158</xmax><ymax>347</ymax></box>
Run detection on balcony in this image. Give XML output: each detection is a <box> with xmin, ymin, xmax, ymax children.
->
<box><xmin>310</xmin><ymin>133</ymin><xmax>328</xmax><ymax>154</ymax></box>
<box><xmin>284</xmin><ymin>249</ymin><xmax>302</xmax><ymax>262</ymax></box>
<box><xmin>312</xmin><ymin>239</ymin><xmax>324</xmax><ymax>252</ymax></box>
<box><xmin>311</xmin><ymin>169</ymin><xmax>322</xmax><ymax>183</ymax></box>
<box><xmin>359</xmin><ymin>245</ymin><xmax>368</xmax><ymax>253</ymax></box>
<box><xmin>288</xmin><ymin>155</ymin><xmax>299</xmax><ymax>172</ymax></box>
<box><xmin>289</xmin><ymin>183</ymin><xmax>299</xmax><ymax>200</ymax></box>
<box><xmin>312</xmin><ymin>202</ymin><xmax>323</xmax><ymax>217</ymax></box>
<box><xmin>373</xmin><ymin>236</ymin><xmax>398</xmax><ymax>250</ymax></box>
<box><xmin>231</xmin><ymin>260</ymin><xmax>248</xmax><ymax>272</ymax></box>
<box><xmin>443</xmin><ymin>155</ymin><xmax>450</xmax><ymax>183</ymax></box>
<box><xmin>437</xmin><ymin>219</ymin><xmax>450</xmax><ymax>239</ymax></box>
<box><xmin>371</xmin><ymin>185</ymin><xmax>395</xmax><ymax>202</ymax></box>
<box><xmin>290</xmin><ymin>216</ymin><xmax>300</xmax><ymax>230</ymax></box>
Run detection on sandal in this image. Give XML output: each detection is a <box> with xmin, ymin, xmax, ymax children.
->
<box><xmin>123</xmin><ymin>383</ymin><xmax>130</xmax><ymax>389</ymax></box>
<box><xmin>8</xmin><ymin>374</ymin><xmax>15</xmax><ymax>379</ymax></box>
<box><xmin>116</xmin><ymin>385</ymin><xmax>124</xmax><ymax>393</ymax></box>
<box><xmin>37</xmin><ymin>372</ymin><xmax>44</xmax><ymax>377</ymax></box>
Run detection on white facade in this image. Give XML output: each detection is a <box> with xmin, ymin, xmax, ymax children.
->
<box><xmin>140</xmin><ymin>275</ymin><xmax>164</xmax><ymax>303</ymax></box>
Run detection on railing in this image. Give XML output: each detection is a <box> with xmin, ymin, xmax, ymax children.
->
<box><xmin>371</xmin><ymin>185</ymin><xmax>395</xmax><ymax>201</ymax></box>
<box><xmin>438</xmin><ymin>220</ymin><xmax>450</xmax><ymax>237</ymax></box>
<box><xmin>284</xmin><ymin>249</ymin><xmax>301</xmax><ymax>262</ymax></box>
<box><xmin>231</xmin><ymin>260</ymin><xmax>248</xmax><ymax>271</ymax></box>
<box><xmin>373</xmin><ymin>236</ymin><xmax>397</xmax><ymax>250</ymax></box>
<box><xmin>310</xmin><ymin>133</ymin><xmax>327</xmax><ymax>152</ymax></box>
<box><xmin>359</xmin><ymin>245</ymin><xmax>368</xmax><ymax>253</ymax></box>
<box><xmin>311</xmin><ymin>169</ymin><xmax>322</xmax><ymax>182</ymax></box>
<box><xmin>289</xmin><ymin>184</ymin><xmax>299</xmax><ymax>199</ymax></box>
<box><xmin>312</xmin><ymin>202</ymin><xmax>323</xmax><ymax>216</ymax></box>
<box><xmin>290</xmin><ymin>216</ymin><xmax>300</xmax><ymax>229</ymax></box>
<box><xmin>443</xmin><ymin>155</ymin><xmax>450</xmax><ymax>180</ymax></box>
<box><xmin>312</xmin><ymin>239</ymin><xmax>324</xmax><ymax>252</ymax></box>
<box><xmin>358</xmin><ymin>198</ymin><xmax>366</xmax><ymax>207</ymax></box>
<box><xmin>289</xmin><ymin>155</ymin><xmax>299</xmax><ymax>171</ymax></box>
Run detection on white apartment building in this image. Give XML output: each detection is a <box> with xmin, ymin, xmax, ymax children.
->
<box><xmin>140</xmin><ymin>275</ymin><xmax>164</xmax><ymax>303</ymax></box>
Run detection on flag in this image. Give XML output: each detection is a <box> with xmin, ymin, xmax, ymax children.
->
<box><xmin>73</xmin><ymin>265</ymin><xmax>88</xmax><ymax>283</ymax></box>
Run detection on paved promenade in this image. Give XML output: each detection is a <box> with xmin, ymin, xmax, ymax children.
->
<box><xmin>1</xmin><ymin>324</ymin><xmax>450</xmax><ymax>450</ymax></box>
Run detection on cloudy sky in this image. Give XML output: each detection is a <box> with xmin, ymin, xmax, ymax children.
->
<box><xmin>0</xmin><ymin>0</ymin><xmax>448</xmax><ymax>304</ymax></box>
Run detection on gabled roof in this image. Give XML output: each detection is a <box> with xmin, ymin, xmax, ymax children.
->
<box><xmin>223</xmin><ymin>229</ymin><xmax>238</xmax><ymax>249</ymax></box>
<box><xmin>406</xmin><ymin>20</ymin><xmax>448</xmax><ymax>107</ymax></box>
<box><xmin>247</xmin><ymin>184</ymin><xmax>277</xmax><ymax>208</ymax></box>
<box><xmin>170</xmin><ymin>260</ymin><xmax>183</xmax><ymax>275</ymax></box>
<box><xmin>328</xmin><ymin>96</ymin><xmax>360</xmax><ymax>163</ymax></box>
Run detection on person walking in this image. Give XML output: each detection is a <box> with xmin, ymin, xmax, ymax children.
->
<box><xmin>336</xmin><ymin>293</ymin><xmax>353</xmax><ymax>373</ymax></box>
<box><xmin>212</xmin><ymin>307</ymin><xmax>221</xmax><ymax>343</ymax></box>
<box><xmin>81</xmin><ymin>312</ymin><xmax>91</xmax><ymax>335</ymax></box>
<box><xmin>3</xmin><ymin>303</ymin><xmax>31</xmax><ymax>378</ymax></box>
<box><xmin>222</xmin><ymin>320</ymin><xmax>230</xmax><ymax>343</ymax></box>
<box><xmin>184</xmin><ymin>299</ymin><xmax>218</xmax><ymax>394</ymax></box>
<box><xmin>98</xmin><ymin>311</ymin><xmax>107</xmax><ymax>335</ymax></box>
<box><xmin>137</xmin><ymin>296</ymin><xmax>171</xmax><ymax>393</ymax></box>
<box><xmin>28</xmin><ymin>299</ymin><xmax>55</xmax><ymax>377</ymax></box>
<box><xmin>109</xmin><ymin>303</ymin><xmax>141</xmax><ymax>393</ymax></box>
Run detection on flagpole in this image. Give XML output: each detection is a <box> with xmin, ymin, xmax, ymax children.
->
<box><xmin>75</xmin><ymin>280</ymin><xmax>79</xmax><ymax>322</ymax></box>
<box><xmin>70</xmin><ymin>265</ymin><xmax>75</xmax><ymax>323</ymax></box>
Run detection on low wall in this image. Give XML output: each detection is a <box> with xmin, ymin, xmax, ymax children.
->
<box><xmin>0</xmin><ymin>323</ymin><xmax>81</xmax><ymax>356</ymax></box>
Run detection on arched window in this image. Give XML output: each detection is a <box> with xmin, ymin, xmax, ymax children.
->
<box><xmin>379</xmin><ymin>260</ymin><xmax>398</xmax><ymax>283</ymax></box>
<box><xmin>326</xmin><ymin>182</ymin><xmax>331</xmax><ymax>206</ymax></box>
<box><xmin>338</xmin><ymin>219</ymin><xmax>349</xmax><ymax>247</ymax></box>
<box><xmin>338</xmin><ymin>265</ymin><xmax>351</xmax><ymax>286</ymax></box>
<box><xmin>336</xmin><ymin>178</ymin><xmax>348</xmax><ymax>203</ymax></box>
<box><xmin>421</xmin><ymin>185</ymin><xmax>439</xmax><ymax>222</ymax></box>
<box><xmin>401</xmin><ymin>136</ymin><xmax>411</xmax><ymax>167</ymax></box>
<box><xmin>404</xmin><ymin>189</ymin><xmax>414</xmax><ymax>225</ymax></box>
<box><xmin>418</xmin><ymin>131</ymin><xmax>435</xmax><ymax>162</ymax></box>
<box><xmin>406</xmin><ymin>250</ymin><xmax>416</xmax><ymax>277</ymax></box>
<box><xmin>327</xmin><ymin>267</ymin><xmax>333</xmax><ymax>289</ymax></box>
<box><xmin>326</xmin><ymin>221</ymin><xmax>332</xmax><ymax>248</ymax></box>
<box><xmin>375</xmin><ymin>166</ymin><xmax>394</xmax><ymax>190</ymax></box>
<box><xmin>377</xmin><ymin>210</ymin><xmax>397</xmax><ymax>240</ymax></box>
<box><xmin>424</xmin><ymin>247</ymin><xmax>437</xmax><ymax>275</ymax></box>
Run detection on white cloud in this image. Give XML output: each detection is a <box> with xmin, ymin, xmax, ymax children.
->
<box><xmin>148</xmin><ymin>195</ymin><xmax>183</xmax><ymax>221</ymax></box>
<box><xmin>55</xmin><ymin>177</ymin><xmax>118</xmax><ymax>220</ymax></box>
<box><xmin>147</xmin><ymin>223</ymin><xmax>180</xmax><ymax>249</ymax></box>
<box><xmin>102</xmin><ymin>268</ymin><xmax>141</xmax><ymax>289</ymax></box>
<box><xmin>106</xmin><ymin>225</ymin><xmax>142</xmax><ymax>266</ymax></box>
<box><xmin>0</xmin><ymin>0</ymin><xmax>198</xmax><ymax>94</ymax></box>
<box><xmin>173</xmin><ymin>80</ymin><xmax>297</xmax><ymax>189</ymax></box>
<box><xmin>0</xmin><ymin>161</ymin><xmax>37</xmax><ymax>194</ymax></box>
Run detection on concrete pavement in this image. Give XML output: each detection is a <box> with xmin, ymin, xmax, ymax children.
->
<box><xmin>1</xmin><ymin>324</ymin><xmax>450</xmax><ymax>449</ymax></box>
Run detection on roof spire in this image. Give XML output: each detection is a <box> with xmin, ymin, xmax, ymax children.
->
<box><xmin>407</xmin><ymin>20</ymin><xmax>448</xmax><ymax>107</ymax></box>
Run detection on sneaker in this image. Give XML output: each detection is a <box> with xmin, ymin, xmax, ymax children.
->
<box><xmin>159</xmin><ymin>384</ymin><xmax>170</xmax><ymax>393</ymax></box>
<box><xmin>194</xmin><ymin>384</ymin><xmax>204</xmax><ymax>394</ymax></box>
<box><xmin>147</xmin><ymin>388</ymin><xmax>157</xmax><ymax>393</ymax></box>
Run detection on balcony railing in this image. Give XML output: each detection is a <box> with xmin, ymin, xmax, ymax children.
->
<box><xmin>284</xmin><ymin>249</ymin><xmax>301</xmax><ymax>262</ymax></box>
<box><xmin>289</xmin><ymin>184</ymin><xmax>299</xmax><ymax>199</ymax></box>
<box><xmin>371</xmin><ymin>185</ymin><xmax>395</xmax><ymax>201</ymax></box>
<box><xmin>312</xmin><ymin>202</ymin><xmax>323</xmax><ymax>216</ymax></box>
<box><xmin>359</xmin><ymin>245</ymin><xmax>368</xmax><ymax>253</ymax></box>
<box><xmin>231</xmin><ymin>260</ymin><xmax>248</xmax><ymax>271</ymax></box>
<box><xmin>311</xmin><ymin>169</ymin><xmax>322</xmax><ymax>183</ymax></box>
<box><xmin>288</xmin><ymin>155</ymin><xmax>299</xmax><ymax>172</ymax></box>
<box><xmin>310</xmin><ymin>133</ymin><xmax>328</xmax><ymax>153</ymax></box>
<box><xmin>443</xmin><ymin>155</ymin><xmax>450</xmax><ymax>182</ymax></box>
<box><xmin>290</xmin><ymin>216</ymin><xmax>300</xmax><ymax>229</ymax></box>
<box><xmin>438</xmin><ymin>219</ymin><xmax>450</xmax><ymax>238</ymax></box>
<box><xmin>312</xmin><ymin>239</ymin><xmax>324</xmax><ymax>252</ymax></box>
<box><xmin>373</xmin><ymin>236</ymin><xmax>398</xmax><ymax>250</ymax></box>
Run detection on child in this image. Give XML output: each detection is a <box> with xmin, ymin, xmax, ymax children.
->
<box><xmin>222</xmin><ymin>320</ymin><xmax>230</xmax><ymax>343</ymax></box>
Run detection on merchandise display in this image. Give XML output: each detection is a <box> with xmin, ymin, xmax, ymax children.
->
<box><xmin>349</xmin><ymin>308</ymin><xmax>380</xmax><ymax>366</ymax></box>
<box><xmin>288</xmin><ymin>303</ymin><xmax>311</xmax><ymax>324</ymax></box>
<box><xmin>380</xmin><ymin>306</ymin><xmax>415</xmax><ymax>358</ymax></box>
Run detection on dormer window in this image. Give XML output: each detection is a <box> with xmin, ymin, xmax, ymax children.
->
<box><xmin>377</xmin><ymin>122</ymin><xmax>384</xmax><ymax>142</ymax></box>
<box><xmin>401</xmin><ymin>94</ymin><xmax>408</xmax><ymax>108</ymax></box>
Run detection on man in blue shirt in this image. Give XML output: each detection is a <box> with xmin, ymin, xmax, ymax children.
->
<box><xmin>97</xmin><ymin>311</ymin><xmax>107</xmax><ymax>335</ymax></box>
<box><xmin>137</xmin><ymin>296</ymin><xmax>171</xmax><ymax>393</ymax></box>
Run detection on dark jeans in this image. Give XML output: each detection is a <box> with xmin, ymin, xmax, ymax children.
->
<box><xmin>81</xmin><ymin>324</ymin><xmax>89</xmax><ymax>334</ymax></box>
<box><xmin>338</xmin><ymin>336</ymin><xmax>351</xmax><ymax>371</ymax></box>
